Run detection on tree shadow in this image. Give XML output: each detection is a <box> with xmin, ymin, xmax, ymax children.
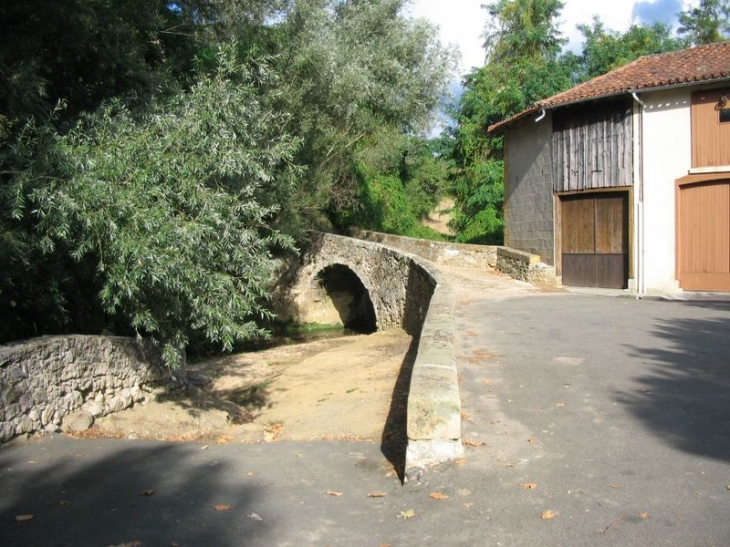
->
<box><xmin>0</xmin><ymin>439</ymin><xmax>265</xmax><ymax>546</ymax></box>
<box><xmin>621</xmin><ymin>300</ymin><xmax>730</xmax><ymax>463</ymax></box>
<box><xmin>380</xmin><ymin>337</ymin><xmax>419</xmax><ymax>483</ymax></box>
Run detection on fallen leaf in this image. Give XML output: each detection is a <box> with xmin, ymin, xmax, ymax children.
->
<box><xmin>639</xmin><ymin>512</ymin><xmax>650</xmax><ymax>519</ymax></box>
<box><xmin>519</xmin><ymin>483</ymin><xmax>538</xmax><ymax>490</ymax></box>
<box><xmin>140</xmin><ymin>489</ymin><xmax>154</xmax><ymax>497</ymax></box>
<box><xmin>263</xmin><ymin>423</ymin><xmax>283</xmax><ymax>442</ymax></box>
<box><xmin>14</xmin><ymin>514</ymin><xmax>34</xmax><ymax>522</ymax></box>
<box><xmin>464</xmin><ymin>502</ymin><xmax>474</xmax><ymax>509</ymax></box>
<box><xmin>454</xmin><ymin>458</ymin><xmax>467</xmax><ymax>466</ymax></box>
<box><xmin>216</xmin><ymin>436</ymin><xmax>230</xmax><ymax>445</ymax></box>
<box><xmin>214</xmin><ymin>504</ymin><xmax>233</xmax><ymax>511</ymax></box>
<box><xmin>246</xmin><ymin>472</ymin><xmax>254</xmax><ymax>477</ymax></box>
<box><xmin>379</xmin><ymin>544</ymin><xmax>392</xmax><ymax>547</ymax></box>
<box><xmin>326</xmin><ymin>491</ymin><xmax>344</xmax><ymax>497</ymax></box>
<box><xmin>200</xmin><ymin>445</ymin><xmax>209</xmax><ymax>451</ymax></box>
<box><xmin>555</xmin><ymin>402</ymin><xmax>566</xmax><ymax>408</ymax></box>
<box><xmin>367</xmin><ymin>492</ymin><xmax>388</xmax><ymax>498</ymax></box>
<box><xmin>429</xmin><ymin>492</ymin><xmax>449</xmax><ymax>500</ymax></box>
<box><xmin>463</xmin><ymin>439</ymin><xmax>484</xmax><ymax>447</ymax></box>
<box><xmin>527</xmin><ymin>438</ymin><xmax>538</xmax><ymax>445</ymax></box>
<box><xmin>541</xmin><ymin>510</ymin><xmax>556</xmax><ymax>520</ymax></box>
<box><xmin>59</xmin><ymin>500</ymin><xmax>71</xmax><ymax>507</ymax></box>
<box><xmin>397</xmin><ymin>509</ymin><xmax>416</xmax><ymax>519</ymax></box>
<box><xmin>248</xmin><ymin>512</ymin><xmax>263</xmax><ymax>521</ymax></box>
<box><xmin>611</xmin><ymin>484</ymin><xmax>622</xmax><ymax>489</ymax></box>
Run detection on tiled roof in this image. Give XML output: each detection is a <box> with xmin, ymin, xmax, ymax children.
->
<box><xmin>489</xmin><ymin>42</ymin><xmax>730</xmax><ymax>133</ymax></box>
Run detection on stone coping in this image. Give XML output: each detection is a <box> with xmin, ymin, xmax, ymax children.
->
<box><xmin>345</xmin><ymin>235</ymin><xmax>464</xmax><ymax>479</ymax></box>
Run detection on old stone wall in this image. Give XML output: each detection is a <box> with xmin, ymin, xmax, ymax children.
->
<box><xmin>276</xmin><ymin>232</ymin><xmax>436</xmax><ymax>336</ymax></box>
<box><xmin>0</xmin><ymin>335</ymin><xmax>184</xmax><ymax>443</ymax></box>
<box><xmin>352</xmin><ymin>230</ymin><xmax>498</xmax><ymax>269</ymax></box>
<box><xmin>497</xmin><ymin>246</ymin><xmax>557</xmax><ymax>285</ymax></box>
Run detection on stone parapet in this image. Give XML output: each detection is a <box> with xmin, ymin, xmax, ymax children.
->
<box><xmin>352</xmin><ymin>230</ymin><xmax>497</xmax><ymax>269</ymax></box>
<box><xmin>497</xmin><ymin>246</ymin><xmax>557</xmax><ymax>285</ymax></box>
<box><xmin>0</xmin><ymin>335</ymin><xmax>184</xmax><ymax>443</ymax></box>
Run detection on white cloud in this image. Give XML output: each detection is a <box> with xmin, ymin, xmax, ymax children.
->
<box><xmin>410</xmin><ymin>0</ymin><xmax>698</xmax><ymax>80</ymax></box>
<box><xmin>407</xmin><ymin>0</ymin><xmax>487</xmax><ymax>74</ymax></box>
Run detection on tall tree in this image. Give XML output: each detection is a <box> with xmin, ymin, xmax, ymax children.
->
<box><xmin>272</xmin><ymin>0</ymin><xmax>457</xmax><ymax>222</ymax></box>
<box><xmin>568</xmin><ymin>17</ymin><xmax>684</xmax><ymax>82</ymax></box>
<box><xmin>4</xmin><ymin>48</ymin><xmax>299</xmax><ymax>365</ymax></box>
<box><xmin>677</xmin><ymin>0</ymin><xmax>730</xmax><ymax>45</ymax></box>
<box><xmin>447</xmin><ymin>0</ymin><xmax>570</xmax><ymax>243</ymax></box>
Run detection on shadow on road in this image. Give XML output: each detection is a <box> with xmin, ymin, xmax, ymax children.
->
<box><xmin>622</xmin><ymin>300</ymin><xmax>730</xmax><ymax>463</ymax></box>
<box><xmin>380</xmin><ymin>337</ymin><xmax>419</xmax><ymax>483</ymax></box>
<box><xmin>0</xmin><ymin>440</ymin><xmax>264</xmax><ymax>546</ymax></box>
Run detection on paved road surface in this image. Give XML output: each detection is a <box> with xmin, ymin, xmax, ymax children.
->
<box><xmin>2</xmin><ymin>268</ymin><xmax>730</xmax><ymax>546</ymax></box>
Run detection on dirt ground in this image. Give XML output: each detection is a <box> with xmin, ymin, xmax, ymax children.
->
<box><xmin>86</xmin><ymin>329</ymin><xmax>415</xmax><ymax>447</ymax></box>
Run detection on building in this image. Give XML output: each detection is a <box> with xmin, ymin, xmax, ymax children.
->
<box><xmin>490</xmin><ymin>42</ymin><xmax>730</xmax><ymax>294</ymax></box>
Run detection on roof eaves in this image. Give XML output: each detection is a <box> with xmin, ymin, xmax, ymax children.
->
<box><xmin>488</xmin><ymin>75</ymin><xmax>730</xmax><ymax>134</ymax></box>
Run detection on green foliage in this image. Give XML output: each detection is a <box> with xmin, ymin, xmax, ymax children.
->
<box><xmin>678</xmin><ymin>0</ymin><xmax>730</xmax><ymax>45</ymax></box>
<box><xmin>274</xmin><ymin>0</ymin><xmax>458</xmax><ymax>215</ymax></box>
<box><xmin>569</xmin><ymin>17</ymin><xmax>684</xmax><ymax>81</ymax></box>
<box><xmin>338</xmin><ymin>160</ymin><xmax>447</xmax><ymax>241</ymax></box>
<box><xmin>447</xmin><ymin>0</ymin><xmax>570</xmax><ymax>245</ymax></box>
<box><xmin>6</xmin><ymin>48</ymin><xmax>299</xmax><ymax>366</ymax></box>
<box><xmin>449</xmin><ymin>160</ymin><xmax>504</xmax><ymax>244</ymax></box>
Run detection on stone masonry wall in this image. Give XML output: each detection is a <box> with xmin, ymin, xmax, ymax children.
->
<box><xmin>352</xmin><ymin>230</ymin><xmax>498</xmax><ymax>269</ymax></box>
<box><xmin>497</xmin><ymin>247</ymin><xmax>556</xmax><ymax>285</ymax></box>
<box><xmin>277</xmin><ymin>232</ymin><xmax>436</xmax><ymax>336</ymax></box>
<box><xmin>0</xmin><ymin>335</ymin><xmax>185</xmax><ymax>443</ymax></box>
<box><xmin>503</xmin><ymin>113</ymin><xmax>555</xmax><ymax>265</ymax></box>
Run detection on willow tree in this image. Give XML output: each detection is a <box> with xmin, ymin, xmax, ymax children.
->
<box><xmin>5</xmin><ymin>49</ymin><xmax>299</xmax><ymax>365</ymax></box>
<box><xmin>273</xmin><ymin>0</ymin><xmax>457</xmax><ymax>223</ymax></box>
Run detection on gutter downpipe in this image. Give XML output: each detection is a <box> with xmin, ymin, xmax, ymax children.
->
<box><xmin>534</xmin><ymin>107</ymin><xmax>546</xmax><ymax>123</ymax></box>
<box><xmin>631</xmin><ymin>92</ymin><xmax>646</xmax><ymax>298</ymax></box>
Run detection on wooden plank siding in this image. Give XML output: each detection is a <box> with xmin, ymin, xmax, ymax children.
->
<box><xmin>691</xmin><ymin>89</ymin><xmax>730</xmax><ymax>168</ymax></box>
<box><xmin>552</xmin><ymin>100</ymin><xmax>633</xmax><ymax>192</ymax></box>
<box><xmin>676</xmin><ymin>176</ymin><xmax>730</xmax><ymax>291</ymax></box>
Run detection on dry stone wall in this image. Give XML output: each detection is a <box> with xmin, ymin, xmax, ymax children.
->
<box><xmin>0</xmin><ymin>335</ymin><xmax>184</xmax><ymax>443</ymax></box>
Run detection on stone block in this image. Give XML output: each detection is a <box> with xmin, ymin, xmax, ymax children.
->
<box><xmin>61</xmin><ymin>410</ymin><xmax>94</xmax><ymax>433</ymax></box>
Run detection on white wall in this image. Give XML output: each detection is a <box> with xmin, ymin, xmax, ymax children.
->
<box><xmin>638</xmin><ymin>88</ymin><xmax>692</xmax><ymax>294</ymax></box>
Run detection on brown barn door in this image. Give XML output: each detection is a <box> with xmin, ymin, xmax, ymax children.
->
<box><xmin>677</xmin><ymin>180</ymin><xmax>730</xmax><ymax>291</ymax></box>
<box><xmin>561</xmin><ymin>193</ymin><xmax>629</xmax><ymax>288</ymax></box>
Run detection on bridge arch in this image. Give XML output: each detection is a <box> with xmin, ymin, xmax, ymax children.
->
<box><xmin>308</xmin><ymin>263</ymin><xmax>377</xmax><ymax>333</ymax></box>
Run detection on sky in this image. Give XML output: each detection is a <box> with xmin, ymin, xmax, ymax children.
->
<box><xmin>408</xmin><ymin>0</ymin><xmax>699</xmax><ymax>78</ymax></box>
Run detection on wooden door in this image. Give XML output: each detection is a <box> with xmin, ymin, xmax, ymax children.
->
<box><xmin>561</xmin><ymin>193</ymin><xmax>629</xmax><ymax>288</ymax></box>
<box><xmin>677</xmin><ymin>180</ymin><xmax>730</xmax><ymax>291</ymax></box>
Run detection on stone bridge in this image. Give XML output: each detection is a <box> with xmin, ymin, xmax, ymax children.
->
<box><xmin>275</xmin><ymin>231</ymin><xmax>555</xmax><ymax>479</ymax></box>
<box><xmin>1</xmin><ymin>230</ymin><xmax>552</xmax><ymax>480</ymax></box>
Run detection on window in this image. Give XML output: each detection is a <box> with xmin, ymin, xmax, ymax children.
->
<box><xmin>719</xmin><ymin>93</ymin><xmax>730</xmax><ymax>123</ymax></box>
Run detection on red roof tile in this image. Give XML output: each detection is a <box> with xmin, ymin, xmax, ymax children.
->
<box><xmin>489</xmin><ymin>42</ymin><xmax>730</xmax><ymax>132</ymax></box>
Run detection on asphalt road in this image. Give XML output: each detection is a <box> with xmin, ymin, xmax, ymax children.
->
<box><xmin>2</xmin><ymin>291</ymin><xmax>730</xmax><ymax>546</ymax></box>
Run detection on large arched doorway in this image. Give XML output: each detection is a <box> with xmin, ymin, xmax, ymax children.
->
<box><xmin>311</xmin><ymin>264</ymin><xmax>377</xmax><ymax>333</ymax></box>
